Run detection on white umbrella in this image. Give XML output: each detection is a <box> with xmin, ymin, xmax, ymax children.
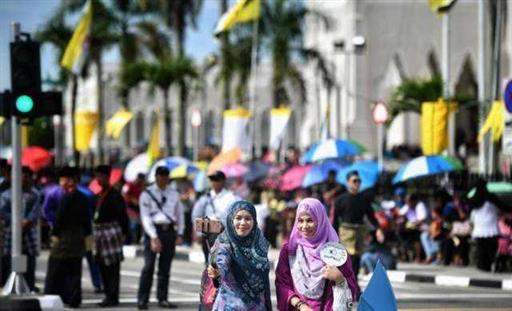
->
<box><xmin>124</xmin><ymin>153</ymin><xmax>150</xmax><ymax>182</ymax></box>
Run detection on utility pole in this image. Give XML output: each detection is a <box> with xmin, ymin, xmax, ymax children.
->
<box><xmin>443</xmin><ymin>12</ymin><xmax>455</xmax><ymax>156</ymax></box>
<box><xmin>478</xmin><ymin>0</ymin><xmax>488</xmax><ymax>175</ymax></box>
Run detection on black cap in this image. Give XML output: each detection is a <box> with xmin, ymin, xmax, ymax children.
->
<box><xmin>95</xmin><ymin>165</ymin><xmax>112</xmax><ymax>176</ymax></box>
<box><xmin>208</xmin><ymin>170</ymin><xmax>226</xmax><ymax>181</ymax></box>
<box><xmin>59</xmin><ymin>166</ymin><xmax>78</xmax><ymax>178</ymax></box>
<box><xmin>155</xmin><ymin>166</ymin><xmax>170</xmax><ymax>177</ymax></box>
<box><xmin>0</xmin><ymin>158</ymin><xmax>7</xmax><ymax>169</ymax></box>
<box><xmin>136</xmin><ymin>173</ymin><xmax>146</xmax><ymax>180</ymax></box>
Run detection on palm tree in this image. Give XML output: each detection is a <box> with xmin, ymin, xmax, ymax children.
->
<box><xmin>138</xmin><ymin>57</ymin><xmax>197</xmax><ymax>155</ymax></box>
<box><xmin>36</xmin><ymin>6</ymin><xmax>76</xmax><ymax>165</ymax></box>
<box><xmin>62</xmin><ymin>0</ymin><xmax>120</xmax><ymax>163</ymax></box>
<box><xmin>261</xmin><ymin>0</ymin><xmax>334</xmax><ymax>107</ymax></box>
<box><xmin>143</xmin><ymin>0</ymin><xmax>203</xmax><ymax>156</ymax></box>
<box><xmin>388</xmin><ymin>75</ymin><xmax>443</xmax><ymax>120</ymax></box>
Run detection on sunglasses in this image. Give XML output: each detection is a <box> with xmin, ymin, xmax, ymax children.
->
<box><xmin>351</xmin><ymin>179</ymin><xmax>361</xmax><ymax>184</ymax></box>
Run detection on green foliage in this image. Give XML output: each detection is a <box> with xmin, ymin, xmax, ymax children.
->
<box><xmin>389</xmin><ymin>75</ymin><xmax>443</xmax><ymax>119</ymax></box>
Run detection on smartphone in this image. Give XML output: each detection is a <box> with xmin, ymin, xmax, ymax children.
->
<box><xmin>195</xmin><ymin>217</ymin><xmax>223</xmax><ymax>234</ymax></box>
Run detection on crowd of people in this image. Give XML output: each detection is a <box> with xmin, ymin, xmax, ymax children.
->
<box><xmin>0</xmin><ymin>151</ymin><xmax>511</xmax><ymax>310</ymax></box>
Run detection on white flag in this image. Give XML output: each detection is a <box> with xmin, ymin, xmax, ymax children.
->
<box><xmin>269</xmin><ymin>107</ymin><xmax>291</xmax><ymax>150</ymax></box>
<box><xmin>222</xmin><ymin>107</ymin><xmax>251</xmax><ymax>152</ymax></box>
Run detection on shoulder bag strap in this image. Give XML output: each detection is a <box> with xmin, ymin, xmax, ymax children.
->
<box><xmin>144</xmin><ymin>189</ymin><xmax>174</xmax><ymax>223</ymax></box>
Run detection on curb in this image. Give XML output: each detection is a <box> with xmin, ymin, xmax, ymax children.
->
<box><xmin>371</xmin><ymin>271</ymin><xmax>512</xmax><ymax>291</ymax></box>
<box><xmin>123</xmin><ymin>246</ymin><xmax>512</xmax><ymax>291</ymax></box>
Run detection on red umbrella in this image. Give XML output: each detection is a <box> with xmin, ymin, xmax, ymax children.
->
<box><xmin>279</xmin><ymin>165</ymin><xmax>313</xmax><ymax>192</ymax></box>
<box><xmin>89</xmin><ymin>168</ymin><xmax>123</xmax><ymax>194</ymax></box>
<box><xmin>21</xmin><ymin>146</ymin><xmax>53</xmax><ymax>172</ymax></box>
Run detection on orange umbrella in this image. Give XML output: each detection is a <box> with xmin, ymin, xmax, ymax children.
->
<box><xmin>208</xmin><ymin>148</ymin><xmax>242</xmax><ymax>174</ymax></box>
<box><xmin>21</xmin><ymin>146</ymin><xmax>53</xmax><ymax>172</ymax></box>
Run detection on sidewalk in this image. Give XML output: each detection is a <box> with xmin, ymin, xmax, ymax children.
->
<box><xmin>124</xmin><ymin>245</ymin><xmax>512</xmax><ymax>292</ymax></box>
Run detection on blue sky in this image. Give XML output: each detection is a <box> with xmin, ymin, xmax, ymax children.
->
<box><xmin>0</xmin><ymin>0</ymin><xmax>222</xmax><ymax>90</ymax></box>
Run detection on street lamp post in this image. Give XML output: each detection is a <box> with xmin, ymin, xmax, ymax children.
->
<box><xmin>333</xmin><ymin>36</ymin><xmax>366</xmax><ymax>139</ymax></box>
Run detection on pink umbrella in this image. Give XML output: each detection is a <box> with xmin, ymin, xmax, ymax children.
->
<box><xmin>221</xmin><ymin>163</ymin><xmax>249</xmax><ymax>178</ymax></box>
<box><xmin>279</xmin><ymin>165</ymin><xmax>313</xmax><ymax>192</ymax></box>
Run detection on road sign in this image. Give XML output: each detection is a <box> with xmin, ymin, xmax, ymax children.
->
<box><xmin>505</xmin><ymin>80</ymin><xmax>512</xmax><ymax>113</ymax></box>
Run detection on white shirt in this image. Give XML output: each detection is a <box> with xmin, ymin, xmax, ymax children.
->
<box><xmin>139</xmin><ymin>184</ymin><xmax>185</xmax><ymax>239</ymax></box>
<box><xmin>470</xmin><ymin>201</ymin><xmax>499</xmax><ymax>238</ymax></box>
<box><xmin>192</xmin><ymin>188</ymin><xmax>239</xmax><ymax>226</ymax></box>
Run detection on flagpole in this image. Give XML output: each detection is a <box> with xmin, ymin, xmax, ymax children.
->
<box><xmin>248</xmin><ymin>16</ymin><xmax>259</xmax><ymax>159</ymax></box>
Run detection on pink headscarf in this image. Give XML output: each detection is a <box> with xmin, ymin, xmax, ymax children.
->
<box><xmin>288</xmin><ymin>198</ymin><xmax>339</xmax><ymax>266</ymax></box>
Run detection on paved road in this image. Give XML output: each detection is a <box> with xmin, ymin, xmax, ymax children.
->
<box><xmin>33</xmin><ymin>255</ymin><xmax>512</xmax><ymax>310</ymax></box>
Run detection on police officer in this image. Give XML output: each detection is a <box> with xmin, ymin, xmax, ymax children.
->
<box><xmin>137</xmin><ymin>166</ymin><xmax>184</xmax><ymax>310</ymax></box>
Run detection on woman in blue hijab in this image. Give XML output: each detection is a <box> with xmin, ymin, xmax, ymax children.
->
<box><xmin>208</xmin><ymin>200</ymin><xmax>271</xmax><ymax>310</ymax></box>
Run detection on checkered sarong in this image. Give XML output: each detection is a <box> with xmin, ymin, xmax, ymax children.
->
<box><xmin>93</xmin><ymin>222</ymin><xmax>124</xmax><ymax>266</ymax></box>
<box><xmin>2</xmin><ymin>222</ymin><xmax>39</xmax><ymax>257</ymax></box>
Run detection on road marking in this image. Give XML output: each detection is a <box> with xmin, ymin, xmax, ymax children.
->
<box><xmin>397</xmin><ymin>293</ymin><xmax>512</xmax><ymax>299</ymax></box>
<box><xmin>503</xmin><ymin>280</ymin><xmax>512</xmax><ymax>291</ymax></box>
<box><xmin>435</xmin><ymin>275</ymin><xmax>470</xmax><ymax>287</ymax></box>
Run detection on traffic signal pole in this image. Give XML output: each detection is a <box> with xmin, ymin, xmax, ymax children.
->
<box><xmin>2</xmin><ymin>22</ymin><xmax>30</xmax><ymax>296</ymax></box>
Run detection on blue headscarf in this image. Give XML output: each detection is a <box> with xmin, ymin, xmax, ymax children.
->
<box><xmin>218</xmin><ymin>200</ymin><xmax>270</xmax><ymax>302</ymax></box>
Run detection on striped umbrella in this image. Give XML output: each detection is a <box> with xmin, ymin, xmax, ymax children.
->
<box><xmin>301</xmin><ymin>139</ymin><xmax>365</xmax><ymax>163</ymax></box>
<box><xmin>392</xmin><ymin>155</ymin><xmax>463</xmax><ymax>184</ymax></box>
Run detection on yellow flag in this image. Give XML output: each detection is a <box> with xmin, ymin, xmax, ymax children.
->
<box><xmin>215</xmin><ymin>0</ymin><xmax>260</xmax><ymax>35</ymax></box>
<box><xmin>421</xmin><ymin>98</ymin><xmax>457</xmax><ymax>155</ymax></box>
<box><xmin>147</xmin><ymin>117</ymin><xmax>160</xmax><ymax>165</ymax></box>
<box><xmin>478</xmin><ymin>101</ymin><xmax>504</xmax><ymax>142</ymax></box>
<box><xmin>428</xmin><ymin>0</ymin><xmax>457</xmax><ymax>14</ymax></box>
<box><xmin>75</xmin><ymin>111</ymin><xmax>98</xmax><ymax>151</ymax></box>
<box><xmin>61</xmin><ymin>0</ymin><xmax>92</xmax><ymax>74</ymax></box>
<box><xmin>106</xmin><ymin>110</ymin><xmax>133</xmax><ymax>139</ymax></box>
<box><xmin>21</xmin><ymin>125</ymin><xmax>29</xmax><ymax>147</ymax></box>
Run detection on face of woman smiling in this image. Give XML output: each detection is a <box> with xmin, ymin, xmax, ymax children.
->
<box><xmin>233</xmin><ymin>209</ymin><xmax>254</xmax><ymax>237</ymax></box>
<box><xmin>297</xmin><ymin>212</ymin><xmax>317</xmax><ymax>239</ymax></box>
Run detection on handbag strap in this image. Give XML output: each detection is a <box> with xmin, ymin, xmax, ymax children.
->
<box><xmin>144</xmin><ymin>189</ymin><xmax>174</xmax><ymax>224</ymax></box>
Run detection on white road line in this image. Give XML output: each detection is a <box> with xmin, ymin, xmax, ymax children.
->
<box><xmin>435</xmin><ymin>275</ymin><xmax>471</xmax><ymax>287</ymax></box>
<box><xmin>396</xmin><ymin>293</ymin><xmax>512</xmax><ymax>299</ymax></box>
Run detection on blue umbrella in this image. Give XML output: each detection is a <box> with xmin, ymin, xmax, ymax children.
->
<box><xmin>336</xmin><ymin>160</ymin><xmax>380</xmax><ymax>191</ymax></box>
<box><xmin>301</xmin><ymin>139</ymin><xmax>366</xmax><ymax>163</ymax></box>
<box><xmin>302</xmin><ymin>160</ymin><xmax>348</xmax><ymax>188</ymax></box>
<box><xmin>392</xmin><ymin>155</ymin><xmax>463</xmax><ymax>184</ymax></box>
<box><xmin>358</xmin><ymin>261</ymin><xmax>397</xmax><ymax>311</ymax></box>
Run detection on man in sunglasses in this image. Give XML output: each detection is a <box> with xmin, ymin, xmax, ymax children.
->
<box><xmin>137</xmin><ymin>166</ymin><xmax>184</xmax><ymax>310</ymax></box>
<box><xmin>331</xmin><ymin>170</ymin><xmax>382</xmax><ymax>290</ymax></box>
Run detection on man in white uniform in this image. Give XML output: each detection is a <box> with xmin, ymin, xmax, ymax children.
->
<box><xmin>137</xmin><ymin>166</ymin><xmax>184</xmax><ymax>310</ymax></box>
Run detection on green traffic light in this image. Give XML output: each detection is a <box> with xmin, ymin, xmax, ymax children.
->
<box><xmin>15</xmin><ymin>95</ymin><xmax>34</xmax><ymax>113</ymax></box>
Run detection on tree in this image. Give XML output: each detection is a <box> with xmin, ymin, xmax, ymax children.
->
<box><xmin>62</xmin><ymin>0</ymin><xmax>120</xmax><ymax>163</ymax></box>
<box><xmin>142</xmin><ymin>0</ymin><xmax>203</xmax><ymax>156</ymax></box>
<box><xmin>261</xmin><ymin>0</ymin><xmax>334</xmax><ymax>107</ymax></box>
<box><xmin>388</xmin><ymin>75</ymin><xmax>443</xmax><ymax>120</ymax></box>
<box><xmin>138</xmin><ymin>57</ymin><xmax>197</xmax><ymax>156</ymax></box>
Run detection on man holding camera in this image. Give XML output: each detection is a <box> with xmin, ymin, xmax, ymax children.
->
<box><xmin>192</xmin><ymin>170</ymin><xmax>239</xmax><ymax>263</ymax></box>
<box><xmin>137</xmin><ymin>166</ymin><xmax>184</xmax><ymax>310</ymax></box>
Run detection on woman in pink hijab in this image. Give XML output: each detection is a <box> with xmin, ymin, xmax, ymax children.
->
<box><xmin>275</xmin><ymin>198</ymin><xmax>358</xmax><ymax>311</ymax></box>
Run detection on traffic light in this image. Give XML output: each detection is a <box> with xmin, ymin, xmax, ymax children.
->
<box><xmin>10</xmin><ymin>39</ymin><xmax>41</xmax><ymax>118</ymax></box>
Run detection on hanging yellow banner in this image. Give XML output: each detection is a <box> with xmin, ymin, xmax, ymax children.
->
<box><xmin>478</xmin><ymin>101</ymin><xmax>504</xmax><ymax>142</ymax></box>
<box><xmin>421</xmin><ymin>98</ymin><xmax>457</xmax><ymax>155</ymax></box>
<box><xmin>106</xmin><ymin>110</ymin><xmax>133</xmax><ymax>139</ymax></box>
<box><xmin>147</xmin><ymin>116</ymin><xmax>160</xmax><ymax>165</ymax></box>
<box><xmin>75</xmin><ymin>111</ymin><xmax>99</xmax><ymax>151</ymax></box>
